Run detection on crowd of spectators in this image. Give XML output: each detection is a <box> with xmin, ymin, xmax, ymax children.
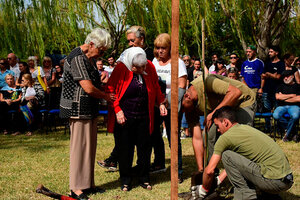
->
<box><xmin>1</xmin><ymin>26</ymin><xmax>299</xmax><ymax>199</ymax></box>
<box><xmin>0</xmin><ymin>37</ymin><xmax>299</xmax><ymax>140</ymax></box>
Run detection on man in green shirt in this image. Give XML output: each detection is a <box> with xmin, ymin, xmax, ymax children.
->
<box><xmin>182</xmin><ymin>74</ymin><xmax>256</xmax><ymax>171</ymax></box>
<box><xmin>191</xmin><ymin>106</ymin><xmax>293</xmax><ymax>200</ymax></box>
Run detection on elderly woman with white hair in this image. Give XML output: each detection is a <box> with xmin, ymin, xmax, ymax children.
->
<box><xmin>59</xmin><ymin>28</ymin><xmax>115</xmax><ymax>200</ymax></box>
<box><xmin>106</xmin><ymin>47</ymin><xmax>167</xmax><ymax>191</ymax></box>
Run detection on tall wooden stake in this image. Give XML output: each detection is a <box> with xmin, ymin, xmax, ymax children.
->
<box><xmin>201</xmin><ymin>19</ymin><xmax>208</xmax><ymax>167</ymax></box>
<box><xmin>171</xmin><ymin>0</ymin><xmax>179</xmax><ymax>199</ymax></box>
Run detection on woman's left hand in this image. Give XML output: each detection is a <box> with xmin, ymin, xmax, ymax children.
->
<box><xmin>116</xmin><ymin>110</ymin><xmax>126</xmax><ymax>125</ymax></box>
<box><xmin>159</xmin><ymin>104</ymin><xmax>168</xmax><ymax>116</ymax></box>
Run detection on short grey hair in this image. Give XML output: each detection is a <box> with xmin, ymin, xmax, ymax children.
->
<box><xmin>28</xmin><ymin>56</ymin><xmax>37</xmax><ymax>67</ymax></box>
<box><xmin>132</xmin><ymin>53</ymin><xmax>148</xmax><ymax>67</ymax></box>
<box><xmin>85</xmin><ymin>28</ymin><xmax>111</xmax><ymax>49</ymax></box>
<box><xmin>126</xmin><ymin>26</ymin><xmax>146</xmax><ymax>39</ymax></box>
<box><xmin>183</xmin><ymin>55</ymin><xmax>190</xmax><ymax>59</ymax></box>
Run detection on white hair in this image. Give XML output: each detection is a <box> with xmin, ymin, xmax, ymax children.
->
<box><xmin>85</xmin><ymin>28</ymin><xmax>111</xmax><ymax>49</ymax></box>
<box><xmin>28</xmin><ymin>56</ymin><xmax>37</xmax><ymax>67</ymax></box>
<box><xmin>132</xmin><ymin>53</ymin><xmax>148</xmax><ymax>67</ymax></box>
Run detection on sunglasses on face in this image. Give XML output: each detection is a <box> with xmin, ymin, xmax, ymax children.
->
<box><xmin>230</xmin><ymin>57</ymin><xmax>237</xmax><ymax>59</ymax></box>
<box><xmin>127</xmin><ymin>39</ymin><xmax>135</xmax><ymax>43</ymax></box>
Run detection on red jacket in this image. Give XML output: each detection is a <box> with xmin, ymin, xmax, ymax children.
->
<box><xmin>106</xmin><ymin>60</ymin><xmax>165</xmax><ymax>134</ymax></box>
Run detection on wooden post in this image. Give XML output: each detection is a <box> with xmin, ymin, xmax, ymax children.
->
<box><xmin>201</xmin><ymin>19</ymin><xmax>208</xmax><ymax>167</ymax></box>
<box><xmin>171</xmin><ymin>0</ymin><xmax>179</xmax><ymax>199</ymax></box>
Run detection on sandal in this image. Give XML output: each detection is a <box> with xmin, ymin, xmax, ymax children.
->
<box><xmin>70</xmin><ymin>190</ymin><xmax>90</xmax><ymax>200</ymax></box>
<box><xmin>121</xmin><ymin>184</ymin><xmax>131</xmax><ymax>191</ymax></box>
<box><xmin>140</xmin><ymin>182</ymin><xmax>152</xmax><ymax>190</ymax></box>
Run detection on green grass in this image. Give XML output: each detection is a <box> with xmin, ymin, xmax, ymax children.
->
<box><xmin>0</xmin><ymin>126</ymin><xmax>299</xmax><ymax>200</ymax></box>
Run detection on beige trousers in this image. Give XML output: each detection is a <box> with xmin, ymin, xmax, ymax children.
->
<box><xmin>69</xmin><ymin>118</ymin><xmax>98</xmax><ymax>190</ymax></box>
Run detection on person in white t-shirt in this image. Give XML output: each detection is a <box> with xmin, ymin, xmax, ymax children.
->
<box><xmin>104</xmin><ymin>56</ymin><xmax>115</xmax><ymax>78</ymax></box>
<box><xmin>150</xmin><ymin>33</ymin><xmax>187</xmax><ymax>183</ymax></box>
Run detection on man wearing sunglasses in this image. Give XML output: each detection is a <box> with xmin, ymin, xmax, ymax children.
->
<box><xmin>126</xmin><ymin>26</ymin><xmax>154</xmax><ymax>61</ymax></box>
<box><xmin>226</xmin><ymin>53</ymin><xmax>240</xmax><ymax>70</ymax></box>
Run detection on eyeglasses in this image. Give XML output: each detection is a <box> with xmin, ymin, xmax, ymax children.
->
<box><xmin>230</xmin><ymin>56</ymin><xmax>237</xmax><ymax>59</ymax></box>
<box><xmin>183</xmin><ymin>59</ymin><xmax>189</xmax><ymax>62</ymax></box>
<box><xmin>127</xmin><ymin>39</ymin><xmax>135</xmax><ymax>43</ymax></box>
<box><xmin>7</xmin><ymin>58</ymin><xmax>12</xmax><ymax>60</ymax></box>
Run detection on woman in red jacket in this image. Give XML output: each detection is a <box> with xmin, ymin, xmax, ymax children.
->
<box><xmin>106</xmin><ymin>47</ymin><xmax>167</xmax><ymax>191</ymax></box>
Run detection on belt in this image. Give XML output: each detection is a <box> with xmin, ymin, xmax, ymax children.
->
<box><xmin>281</xmin><ymin>173</ymin><xmax>293</xmax><ymax>183</ymax></box>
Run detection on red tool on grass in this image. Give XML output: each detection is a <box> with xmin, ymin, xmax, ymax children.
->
<box><xmin>36</xmin><ymin>184</ymin><xmax>76</xmax><ymax>200</ymax></box>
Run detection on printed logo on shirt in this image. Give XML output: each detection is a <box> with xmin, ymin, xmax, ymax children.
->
<box><xmin>244</xmin><ymin>66</ymin><xmax>256</xmax><ymax>74</ymax></box>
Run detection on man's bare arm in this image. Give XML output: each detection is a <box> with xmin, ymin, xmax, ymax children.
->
<box><xmin>285</xmin><ymin>95</ymin><xmax>300</xmax><ymax>103</ymax></box>
<box><xmin>203</xmin><ymin>154</ymin><xmax>222</xmax><ymax>190</ymax></box>
<box><xmin>192</xmin><ymin>125</ymin><xmax>204</xmax><ymax>171</ymax></box>
<box><xmin>275</xmin><ymin>92</ymin><xmax>296</xmax><ymax>101</ymax></box>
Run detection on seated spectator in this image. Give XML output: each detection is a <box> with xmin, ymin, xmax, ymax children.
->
<box><xmin>0</xmin><ymin>74</ymin><xmax>22</xmax><ymax>135</ymax></box>
<box><xmin>227</xmin><ymin>67</ymin><xmax>239</xmax><ymax>80</ymax></box>
<box><xmin>16</xmin><ymin>61</ymin><xmax>30</xmax><ymax>86</ymax></box>
<box><xmin>42</xmin><ymin>56</ymin><xmax>56</xmax><ymax>87</ymax></box>
<box><xmin>283</xmin><ymin>54</ymin><xmax>300</xmax><ymax>84</ymax></box>
<box><xmin>273</xmin><ymin>70</ymin><xmax>300</xmax><ymax>142</ymax></box>
<box><xmin>55</xmin><ymin>64</ymin><xmax>63</xmax><ymax>84</ymax></box>
<box><xmin>0</xmin><ymin>58</ymin><xmax>15</xmax><ymax>89</ymax></box>
<box><xmin>294</xmin><ymin>57</ymin><xmax>300</xmax><ymax>81</ymax></box>
<box><xmin>20</xmin><ymin>74</ymin><xmax>45</xmax><ymax>136</ymax></box>
<box><xmin>210</xmin><ymin>59</ymin><xmax>227</xmax><ymax>76</ymax></box>
<box><xmin>7</xmin><ymin>53</ymin><xmax>20</xmax><ymax>79</ymax></box>
<box><xmin>28</xmin><ymin>56</ymin><xmax>49</xmax><ymax>95</ymax></box>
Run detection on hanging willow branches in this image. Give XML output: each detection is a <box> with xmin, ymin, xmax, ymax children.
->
<box><xmin>0</xmin><ymin>0</ymin><xmax>131</xmax><ymax>59</ymax></box>
<box><xmin>0</xmin><ymin>0</ymin><xmax>299</xmax><ymax>60</ymax></box>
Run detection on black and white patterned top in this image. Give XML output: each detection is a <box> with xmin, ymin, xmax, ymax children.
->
<box><xmin>59</xmin><ymin>47</ymin><xmax>101</xmax><ymax>119</ymax></box>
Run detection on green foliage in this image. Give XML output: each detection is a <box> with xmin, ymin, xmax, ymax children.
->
<box><xmin>0</xmin><ymin>0</ymin><xmax>299</xmax><ymax>62</ymax></box>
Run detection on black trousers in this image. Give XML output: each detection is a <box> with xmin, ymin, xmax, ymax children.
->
<box><xmin>150</xmin><ymin>108</ymin><xmax>183</xmax><ymax>175</ymax></box>
<box><xmin>114</xmin><ymin>117</ymin><xmax>151</xmax><ymax>185</ymax></box>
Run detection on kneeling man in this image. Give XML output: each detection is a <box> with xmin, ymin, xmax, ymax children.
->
<box><xmin>193</xmin><ymin>106</ymin><xmax>293</xmax><ymax>200</ymax></box>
